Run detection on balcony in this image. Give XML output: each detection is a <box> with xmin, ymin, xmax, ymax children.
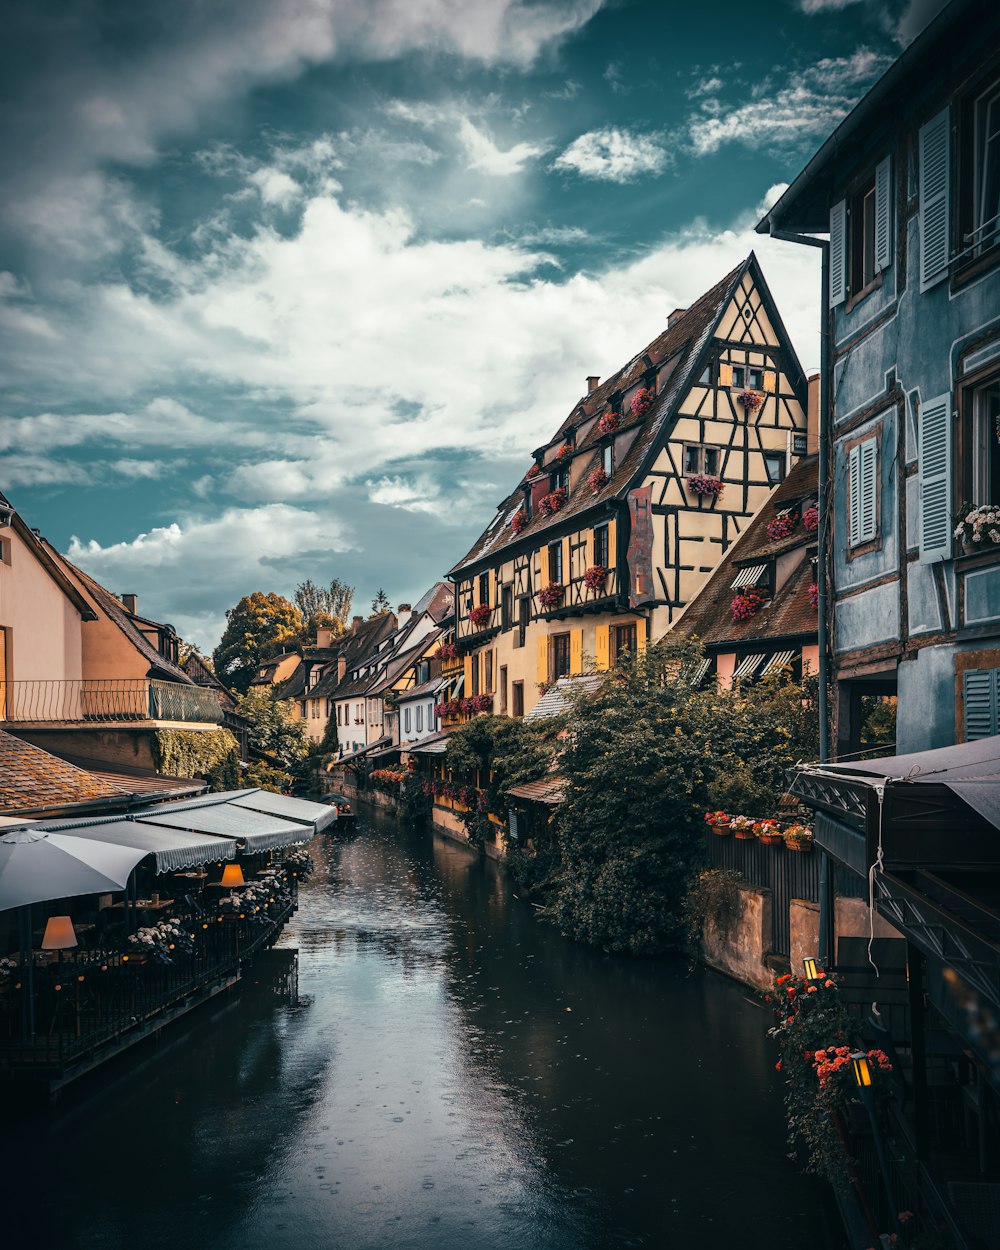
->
<box><xmin>0</xmin><ymin>679</ymin><xmax>224</xmax><ymax>726</ymax></box>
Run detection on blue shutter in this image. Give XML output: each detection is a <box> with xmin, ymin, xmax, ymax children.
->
<box><xmin>829</xmin><ymin>199</ymin><xmax>847</xmax><ymax>307</ymax></box>
<box><xmin>848</xmin><ymin>445</ymin><xmax>861</xmax><ymax>545</ymax></box>
<box><xmin>919</xmin><ymin>108</ymin><xmax>951</xmax><ymax>290</ymax></box>
<box><xmin>874</xmin><ymin>155</ymin><xmax>893</xmax><ymax>273</ymax></box>
<box><xmin>963</xmin><ymin>668</ymin><xmax>998</xmax><ymax>740</ymax></box>
<box><xmin>859</xmin><ymin>440</ymin><xmax>877</xmax><ymax>543</ymax></box>
<box><xmin>918</xmin><ymin>393</ymin><xmax>952</xmax><ymax>562</ymax></box>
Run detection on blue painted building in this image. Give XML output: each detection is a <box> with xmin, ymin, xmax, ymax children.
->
<box><xmin>760</xmin><ymin>0</ymin><xmax>1000</xmax><ymax>756</ymax></box>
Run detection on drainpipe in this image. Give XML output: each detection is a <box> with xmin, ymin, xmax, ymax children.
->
<box><xmin>770</xmin><ymin>228</ymin><xmax>832</xmax><ymax>966</ymax></box>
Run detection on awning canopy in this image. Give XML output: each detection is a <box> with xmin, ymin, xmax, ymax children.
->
<box><xmin>44</xmin><ymin>819</ymin><xmax>235</xmax><ymax>875</ymax></box>
<box><xmin>135</xmin><ymin>789</ymin><xmax>328</xmax><ymax>853</ymax></box>
<box><xmin>732</xmin><ymin>654</ymin><xmax>765</xmax><ymax>681</ymax></box>
<box><xmin>761</xmin><ymin>650</ymin><xmax>796</xmax><ymax>676</ymax></box>
<box><xmin>337</xmin><ymin>736</ymin><xmax>390</xmax><ymax>766</ymax></box>
<box><xmin>0</xmin><ymin>828</ymin><xmax>148</xmax><ymax>912</ymax></box>
<box><xmin>404</xmin><ymin>731</ymin><xmax>452</xmax><ymax>755</ymax></box>
<box><xmin>227</xmin><ymin>790</ymin><xmax>336</xmax><ymax>831</ymax></box>
<box><xmin>731</xmin><ymin>564</ymin><xmax>768</xmax><ymax>589</ymax></box>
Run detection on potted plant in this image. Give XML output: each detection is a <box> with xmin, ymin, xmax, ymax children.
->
<box><xmin>802</xmin><ymin>505</ymin><xmax>819</xmax><ymax>532</ymax></box>
<box><xmin>766</xmin><ymin>512</ymin><xmax>798</xmax><ymax>542</ymax></box>
<box><xmin>808</xmin><ymin>582</ymin><xmax>819</xmax><ymax>612</ymax></box>
<box><xmin>704</xmin><ymin>810</ymin><xmax>731</xmax><ymax>836</ymax></box>
<box><xmin>738</xmin><ymin>389</ymin><xmax>763</xmax><ymax>414</ymax></box>
<box><xmin>630</xmin><ymin>386</ymin><xmax>654</xmax><ymax>418</ymax></box>
<box><xmin>731</xmin><ymin>587</ymin><xmax>767</xmax><ymax>622</ymax></box>
<box><xmin>583</xmin><ymin>564</ymin><xmax>607</xmax><ymax>592</ymax></box>
<box><xmin>730</xmin><ymin>814</ymin><xmax>756</xmax><ymax>840</ymax></box>
<box><xmin>588</xmin><ymin>466</ymin><xmax>609</xmax><ymax>493</ymax></box>
<box><xmin>754</xmin><ymin>819</ymin><xmax>784</xmax><ymax>846</ymax></box>
<box><xmin>598</xmin><ymin>411</ymin><xmax>619</xmax><ymax>435</ymax></box>
<box><xmin>538</xmin><ymin>581</ymin><xmax>565</xmax><ymax>610</ymax></box>
<box><xmin>687</xmin><ymin>473</ymin><xmax>724</xmax><ymax>499</ymax></box>
<box><xmin>539</xmin><ymin>487</ymin><xmax>568</xmax><ymax>516</ymax></box>
<box><xmin>469</xmin><ymin>604</ymin><xmax>491</xmax><ymax>627</ymax></box>
<box><xmin>511</xmin><ymin>509</ymin><xmax>528</xmax><ymax>535</ymax></box>
<box><xmin>784</xmin><ymin>824</ymin><xmax>813</xmax><ymax>852</ymax></box>
<box><xmin>438</xmin><ymin>641</ymin><xmax>460</xmax><ymax>662</ymax></box>
<box><xmin>555</xmin><ymin>442</ymin><xmax>573</xmax><ymax>460</ymax></box>
<box><xmin>954</xmin><ymin>503</ymin><xmax>1000</xmax><ymax>551</ymax></box>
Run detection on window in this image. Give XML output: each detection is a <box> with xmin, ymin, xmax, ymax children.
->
<box><xmin>499</xmin><ymin>665</ymin><xmax>508</xmax><ymax>713</ymax></box>
<box><xmin>850</xmin><ymin>175</ymin><xmax>878</xmax><ymax>295</ymax></box>
<box><xmin>337</xmin><ymin>704</ymin><xmax>342</xmax><ymax>725</ymax></box>
<box><xmin>730</xmin><ymin>365</ymin><xmax>746</xmax><ymax>388</ymax></box>
<box><xmin>300</xmin><ymin>701</ymin><xmax>307</xmax><ymax>718</ymax></box>
<box><xmin>698</xmin><ymin>364</ymin><xmax>712</xmax><ymax>385</ymax></box>
<box><xmin>478</xmin><ymin>573</ymin><xmax>490</xmax><ymax>605</ymax></box>
<box><xmin>517</xmin><ymin>596</ymin><xmax>530</xmax><ymax>649</ymax></box>
<box><xmin>512</xmin><ymin>681</ymin><xmax>524</xmax><ymax>718</ymax></box>
<box><xmin>957</xmin><ymin>81</ymin><xmax>1000</xmax><ymax>264</ymax></box>
<box><xmin>550</xmin><ymin>465</ymin><xmax>568</xmax><ymax>492</ymax></box>
<box><xmin>471</xmin><ymin>654</ymin><xmax>480</xmax><ymax>696</ymax></box>
<box><xmin>848</xmin><ymin>437</ymin><xmax>878</xmax><ymax>547</ymax></box>
<box><xmin>970</xmin><ymin>374</ymin><xmax>1000</xmax><ymax>505</ymax></box>
<box><xmin>602</xmin><ymin>442</ymin><xmax>613</xmax><ymax>476</ymax></box>
<box><xmin>404</xmin><ymin>707</ymin><xmax>412</xmax><ymax>733</ymax></box>
<box><xmin>501</xmin><ymin>585</ymin><xmax>513</xmax><ymax>630</ymax></box>
<box><xmin>963</xmin><ymin>667</ymin><xmax>1000</xmax><ymax>738</ymax></box>
<box><xmin>416</xmin><ymin>704</ymin><xmax>423</xmax><ymax>731</ymax></box>
<box><xmin>484</xmin><ymin>649</ymin><xmax>494</xmax><ymax>692</ymax></box>
<box><xmin>831</xmin><ymin>154</ymin><xmax>892</xmax><ymax>303</ymax></box>
<box><xmin>594</xmin><ymin>524</ymin><xmax>609</xmax><ymax>568</ymax></box>
<box><xmin>613</xmin><ymin>623</ymin><xmax>637</xmax><ymax>665</ymax></box>
<box><xmin>548</xmin><ymin>540</ymin><xmax>563</xmax><ymax>583</ymax></box>
<box><xmin>552</xmin><ymin>633</ymin><xmax>570</xmax><ymax>680</ymax></box>
<box><xmin>0</xmin><ymin>536</ymin><xmax>9</xmax><ymax>565</ymax></box>
<box><xmin>746</xmin><ymin>367</ymin><xmax>764</xmax><ymax>390</ymax></box>
<box><xmin>764</xmin><ymin>451</ymin><xmax>786</xmax><ymax>485</ymax></box>
<box><xmin>683</xmin><ymin>444</ymin><xmax>720</xmax><ymax>477</ymax></box>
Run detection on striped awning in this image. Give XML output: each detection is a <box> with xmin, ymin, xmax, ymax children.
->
<box><xmin>761</xmin><ymin>650</ymin><xmax>796</xmax><ymax>676</ymax></box>
<box><xmin>732</xmin><ymin>654</ymin><xmax>765</xmax><ymax>681</ymax></box>
<box><xmin>687</xmin><ymin>658</ymin><xmax>712</xmax><ymax>688</ymax></box>
<box><xmin>731</xmin><ymin>564</ymin><xmax>767</xmax><ymax>589</ymax></box>
<box><xmin>50</xmin><ymin>820</ymin><xmax>236</xmax><ymax>875</ymax></box>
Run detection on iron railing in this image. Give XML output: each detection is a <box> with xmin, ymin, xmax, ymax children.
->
<box><xmin>0</xmin><ymin>678</ymin><xmax>222</xmax><ymax>724</ymax></box>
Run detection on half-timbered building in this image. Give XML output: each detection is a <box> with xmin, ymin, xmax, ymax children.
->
<box><xmin>446</xmin><ymin>254</ymin><xmax>810</xmax><ymax>718</ymax></box>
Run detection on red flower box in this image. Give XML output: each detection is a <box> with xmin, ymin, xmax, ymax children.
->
<box><xmin>731</xmin><ymin>588</ymin><xmax>767</xmax><ymax>622</ymax></box>
<box><xmin>469</xmin><ymin>604</ymin><xmax>491</xmax><ymax>627</ymax></box>
<box><xmin>539</xmin><ymin>487</ymin><xmax>568</xmax><ymax>516</ymax></box>
<box><xmin>630</xmin><ymin>387</ymin><xmax>654</xmax><ymax>418</ymax></box>
<box><xmin>583</xmin><ymin>564</ymin><xmax>607</xmax><ymax>592</ymax></box>
<box><xmin>538</xmin><ymin>582</ymin><xmax>564</xmax><ymax>610</ymax></box>
<box><xmin>588</xmin><ymin>467</ymin><xmax>609</xmax><ymax>493</ymax></box>
<box><xmin>598</xmin><ymin>412</ymin><xmax>619</xmax><ymax>436</ymax></box>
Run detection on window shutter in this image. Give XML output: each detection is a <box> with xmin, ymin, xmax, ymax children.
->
<box><xmin>635</xmin><ymin>617</ymin><xmax>647</xmax><ymax>654</ymax></box>
<box><xmin>859</xmin><ymin>439</ymin><xmax>877</xmax><ymax>543</ymax></box>
<box><xmin>537</xmin><ymin>635</ymin><xmax>549</xmax><ymax>684</ymax></box>
<box><xmin>963</xmin><ymin>669</ymin><xmax>998</xmax><ymax>740</ymax></box>
<box><xmin>829</xmin><ymin>200</ymin><xmax>847</xmax><ymax>307</ymax></box>
<box><xmin>570</xmin><ymin>629</ymin><xmax>583</xmax><ymax>676</ymax></box>
<box><xmin>718</xmin><ymin>363</ymin><xmax>733</xmax><ymax>387</ymax></box>
<box><xmin>595</xmin><ymin>626</ymin><xmax>610</xmax><ymax>671</ymax></box>
<box><xmin>562</xmin><ymin>537</ymin><xmax>571</xmax><ymax>586</ymax></box>
<box><xmin>848</xmin><ymin>445</ymin><xmax>862</xmax><ymax>546</ymax></box>
<box><xmin>539</xmin><ymin>544</ymin><xmax>550</xmax><ymax>585</ymax></box>
<box><xmin>586</xmin><ymin>528</ymin><xmax>595</xmax><ymax>567</ymax></box>
<box><xmin>918</xmin><ymin>393</ymin><xmax>952</xmax><ymax>562</ymax></box>
<box><xmin>463</xmin><ymin>655</ymin><xmax>473</xmax><ymax>696</ymax></box>
<box><xmin>607</xmin><ymin>519</ymin><xmax>617</xmax><ymax>569</ymax></box>
<box><xmin>762</xmin><ymin>370</ymin><xmax>776</xmax><ymax>393</ymax></box>
<box><xmin>919</xmin><ymin>108</ymin><xmax>951</xmax><ymax>291</ymax></box>
<box><xmin>874</xmin><ymin>155</ymin><xmax>893</xmax><ymax>273</ymax></box>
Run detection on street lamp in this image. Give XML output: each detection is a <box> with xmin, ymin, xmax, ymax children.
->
<box><xmin>803</xmin><ymin>956</ymin><xmax>820</xmax><ymax>981</ymax></box>
<box><xmin>851</xmin><ymin>1052</ymin><xmax>899</xmax><ymax>1234</ymax></box>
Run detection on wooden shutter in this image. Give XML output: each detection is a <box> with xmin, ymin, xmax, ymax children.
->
<box><xmin>562</xmin><ymin>537</ymin><xmax>571</xmax><ymax>586</ymax></box>
<box><xmin>537</xmin><ymin>635</ymin><xmax>549</xmax><ymax>684</ymax></box>
<box><xmin>874</xmin><ymin>155</ymin><xmax>893</xmax><ymax>273</ymax></box>
<box><xmin>586</xmin><ymin>528</ymin><xmax>595</xmax><ymax>566</ymax></box>
<box><xmin>570</xmin><ymin>629</ymin><xmax>583</xmax><ymax>676</ymax></box>
<box><xmin>463</xmin><ymin>655</ymin><xmax>473</xmax><ymax>696</ymax></box>
<box><xmin>848</xmin><ymin>445</ymin><xmax>862</xmax><ymax>546</ymax></box>
<box><xmin>848</xmin><ymin>439</ymin><xmax>877</xmax><ymax>546</ymax></box>
<box><xmin>635</xmin><ymin>617</ymin><xmax>647</xmax><ymax>654</ymax></box>
<box><xmin>718</xmin><ymin>363</ymin><xmax>733</xmax><ymax>387</ymax></box>
<box><xmin>919</xmin><ymin>108</ymin><xmax>950</xmax><ymax>291</ymax></box>
<box><xmin>607</xmin><ymin>518</ymin><xmax>617</xmax><ymax>568</ymax></box>
<box><xmin>595</xmin><ymin>626</ymin><xmax>610</xmax><ymax>672</ymax></box>
<box><xmin>762</xmin><ymin>370</ymin><xmax>776</xmax><ymax>393</ymax></box>
<box><xmin>963</xmin><ymin>669</ymin><xmax>998</xmax><ymax>740</ymax></box>
<box><xmin>539</xmin><ymin>544</ymin><xmax>550</xmax><ymax>585</ymax></box>
<box><xmin>829</xmin><ymin>200</ymin><xmax>847</xmax><ymax>307</ymax></box>
<box><xmin>918</xmin><ymin>393</ymin><xmax>952</xmax><ymax>562</ymax></box>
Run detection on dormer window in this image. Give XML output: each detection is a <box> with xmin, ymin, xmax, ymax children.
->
<box><xmin>602</xmin><ymin>442</ymin><xmax>613</xmax><ymax>476</ymax></box>
<box><xmin>550</xmin><ymin>464</ymin><xmax>568</xmax><ymax>492</ymax></box>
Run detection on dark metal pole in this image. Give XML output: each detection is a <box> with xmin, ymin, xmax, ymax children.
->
<box><xmin>907</xmin><ymin>943</ymin><xmax>931</xmax><ymax>1160</ymax></box>
<box><xmin>859</xmin><ymin>1084</ymin><xmax>900</xmax><ymax>1235</ymax></box>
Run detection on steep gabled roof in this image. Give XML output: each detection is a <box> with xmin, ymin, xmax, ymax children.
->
<box><xmin>0</xmin><ymin>492</ymin><xmax>96</xmax><ymax>621</ymax></box>
<box><xmin>0</xmin><ymin>729</ymin><xmax>126</xmax><ymax>814</ymax></box>
<box><xmin>673</xmin><ymin>456</ymin><xmax>819</xmax><ymax>648</ymax></box>
<box><xmin>449</xmin><ymin>256</ymin><xmax>770</xmax><ymax>576</ymax></box>
<box><xmin>311</xmin><ymin>613</ymin><xmax>398</xmax><ymax>700</ymax></box>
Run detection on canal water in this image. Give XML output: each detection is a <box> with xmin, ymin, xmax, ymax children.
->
<box><xmin>7</xmin><ymin>806</ymin><xmax>834</xmax><ymax>1249</ymax></box>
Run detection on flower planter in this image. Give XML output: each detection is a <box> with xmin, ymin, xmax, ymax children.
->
<box><xmin>759</xmin><ymin>833</ymin><xmax>784</xmax><ymax>846</ymax></box>
<box><xmin>786</xmin><ymin>839</ymin><xmax>813</xmax><ymax>853</ymax></box>
<box><xmin>710</xmin><ymin>824</ymin><xmax>731</xmax><ymax>837</ymax></box>
<box><xmin>733</xmin><ymin>829</ymin><xmax>756</xmax><ymax>841</ymax></box>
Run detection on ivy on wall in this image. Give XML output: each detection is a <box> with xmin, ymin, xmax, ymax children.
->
<box><xmin>154</xmin><ymin>728</ymin><xmax>240</xmax><ymax>792</ymax></box>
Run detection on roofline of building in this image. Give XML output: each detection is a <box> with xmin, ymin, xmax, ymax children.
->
<box><xmin>2</xmin><ymin>508</ymin><xmax>98</xmax><ymax>621</ymax></box>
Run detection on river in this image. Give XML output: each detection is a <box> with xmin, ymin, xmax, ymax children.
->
<box><xmin>7</xmin><ymin>805</ymin><xmax>835</xmax><ymax>1249</ymax></box>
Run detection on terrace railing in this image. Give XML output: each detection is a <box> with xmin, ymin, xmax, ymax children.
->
<box><xmin>0</xmin><ymin>678</ymin><xmax>223</xmax><ymax>725</ymax></box>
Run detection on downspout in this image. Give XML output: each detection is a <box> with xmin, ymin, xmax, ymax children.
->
<box><xmin>770</xmin><ymin>227</ymin><xmax>833</xmax><ymax>966</ymax></box>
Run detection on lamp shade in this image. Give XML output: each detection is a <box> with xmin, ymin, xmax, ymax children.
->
<box><xmin>851</xmin><ymin>1052</ymin><xmax>873</xmax><ymax>1088</ymax></box>
<box><xmin>220</xmin><ymin>863</ymin><xmax>245</xmax><ymax>887</ymax></box>
<box><xmin>802</xmin><ymin>956</ymin><xmax>820</xmax><ymax>981</ymax></box>
<box><xmin>41</xmin><ymin>915</ymin><xmax>78</xmax><ymax>950</ymax></box>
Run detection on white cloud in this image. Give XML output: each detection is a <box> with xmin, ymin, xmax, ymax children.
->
<box><xmin>248</xmin><ymin>168</ymin><xmax>302</xmax><ymax>208</ymax></box>
<box><xmin>552</xmin><ymin>127</ymin><xmax>670</xmax><ymax>182</ymax></box>
<box><xmin>687</xmin><ymin>75</ymin><xmax>723</xmax><ymax>99</ymax></box>
<box><xmin>366</xmin><ymin>475</ymin><xmax>442</xmax><ymax>514</ymax></box>
<box><xmin>688</xmin><ymin>49</ymin><xmax>893</xmax><ymax>155</ymax></box>
<box><xmin>0</xmin><ymin>398</ymin><xmax>224</xmax><ymax>453</ymax></box>
<box><xmin>457</xmin><ymin>119</ymin><xmax>548</xmax><ymax>176</ymax></box>
<box><xmin>797</xmin><ymin>0</ymin><xmax>864</xmax><ymax>11</ymax></box>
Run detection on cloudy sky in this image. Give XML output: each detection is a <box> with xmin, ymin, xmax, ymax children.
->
<box><xmin>0</xmin><ymin>0</ymin><xmax>946</xmax><ymax>651</ymax></box>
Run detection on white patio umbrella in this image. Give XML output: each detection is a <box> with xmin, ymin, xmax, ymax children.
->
<box><xmin>0</xmin><ymin>827</ymin><xmax>147</xmax><ymax>911</ymax></box>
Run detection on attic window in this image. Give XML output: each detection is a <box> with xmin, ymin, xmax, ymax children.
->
<box><xmin>731</xmin><ymin>563</ymin><xmax>768</xmax><ymax>590</ymax></box>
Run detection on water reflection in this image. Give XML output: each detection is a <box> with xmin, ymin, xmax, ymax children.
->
<box><xmin>4</xmin><ymin>807</ymin><xmax>832</xmax><ymax>1250</ymax></box>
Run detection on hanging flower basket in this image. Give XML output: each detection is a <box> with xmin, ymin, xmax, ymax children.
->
<box><xmin>538</xmin><ymin>581</ymin><xmax>565</xmax><ymax>610</ymax></box>
<box><xmin>469</xmin><ymin>604</ymin><xmax>491</xmax><ymax>627</ymax></box>
<box><xmin>808</xmin><ymin>582</ymin><xmax>819</xmax><ymax>612</ymax></box>
<box><xmin>588</xmin><ymin>467</ymin><xmax>609</xmax><ymax>494</ymax></box>
<box><xmin>458</xmin><ymin>694</ymin><xmax>493</xmax><ymax>716</ymax></box>
<box><xmin>784</xmin><ymin>824</ymin><xmax>813</xmax><ymax>852</ymax></box>
<box><xmin>687</xmin><ymin>474</ymin><xmax>724</xmax><ymax>498</ymax></box>
<box><xmin>583</xmin><ymin>564</ymin><xmax>607</xmax><ymax>592</ymax></box>
<box><xmin>527</xmin><ymin>463</ymin><xmax>542</xmax><ymax>478</ymax></box>
<box><xmin>755</xmin><ymin>820</ymin><xmax>785</xmax><ymax>846</ymax></box>
<box><xmin>539</xmin><ymin>487</ymin><xmax>568</xmax><ymax>516</ymax></box>
<box><xmin>438</xmin><ymin>641</ymin><xmax>460</xmax><ymax>662</ymax></box>
<box><xmin>802</xmin><ymin>505</ymin><xmax>819</xmax><ymax>532</ymax></box>
<box><xmin>703</xmin><ymin>811</ymin><xmax>731</xmax><ymax>836</ymax></box>
<box><xmin>555</xmin><ymin>442</ymin><xmax>573</xmax><ymax>460</ymax></box>
<box><xmin>630</xmin><ymin>387</ymin><xmax>654</xmax><ymax>418</ymax></box>
<box><xmin>738</xmin><ymin>389</ymin><xmax>763</xmax><ymax>415</ymax></box>
<box><xmin>730</xmin><ymin>815</ymin><xmax>756</xmax><ymax>840</ymax></box>
<box><xmin>766</xmin><ymin>512</ymin><xmax>798</xmax><ymax>542</ymax></box>
<box><xmin>511</xmin><ymin>509</ymin><xmax>528</xmax><ymax>535</ymax></box>
<box><xmin>731</xmin><ymin>588</ymin><xmax>767</xmax><ymax>622</ymax></box>
<box><xmin>598</xmin><ymin>412</ymin><xmax>619</xmax><ymax>436</ymax></box>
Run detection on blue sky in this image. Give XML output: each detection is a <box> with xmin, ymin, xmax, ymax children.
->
<box><xmin>0</xmin><ymin>0</ymin><xmax>946</xmax><ymax>650</ymax></box>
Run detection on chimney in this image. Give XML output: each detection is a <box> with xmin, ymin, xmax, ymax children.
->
<box><xmin>806</xmin><ymin>372</ymin><xmax>820</xmax><ymax>453</ymax></box>
<box><xmin>397</xmin><ymin>602</ymin><xmax>412</xmax><ymax>629</ymax></box>
<box><xmin>586</xmin><ymin>375</ymin><xmax>600</xmax><ymax>393</ymax></box>
<box><xmin>316</xmin><ymin>626</ymin><xmax>334</xmax><ymax>648</ymax></box>
<box><xmin>338</xmin><ymin>654</ymin><xmax>347</xmax><ymax>681</ymax></box>
<box><xmin>667</xmin><ymin>307</ymin><xmax>687</xmax><ymax>327</ymax></box>
<box><xmin>121</xmin><ymin>593</ymin><xmax>138</xmax><ymax>615</ymax></box>
<box><xmin>352</xmin><ymin>615</ymin><xmax>364</xmax><ymax>630</ymax></box>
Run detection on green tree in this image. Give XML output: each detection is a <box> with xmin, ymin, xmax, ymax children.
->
<box><xmin>370</xmin><ymin>587</ymin><xmax>392</xmax><ymax>616</ymax></box>
<box><xmin>317</xmin><ymin>709</ymin><xmax>339</xmax><ymax>758</ymax></box>
<box><xmin>234</xmin><ymin>688</ymin><xmax>310</xmax><ymax>768</ymax></box>
<box><xmin>212</xmin><ymin>592</ymin><xmax>303</xmax><ymax>693</ymax></box>
<box><xmin>295</xmin><ymin>578</ymin><xmax>354</xmax><ymax>639</ymax></box>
